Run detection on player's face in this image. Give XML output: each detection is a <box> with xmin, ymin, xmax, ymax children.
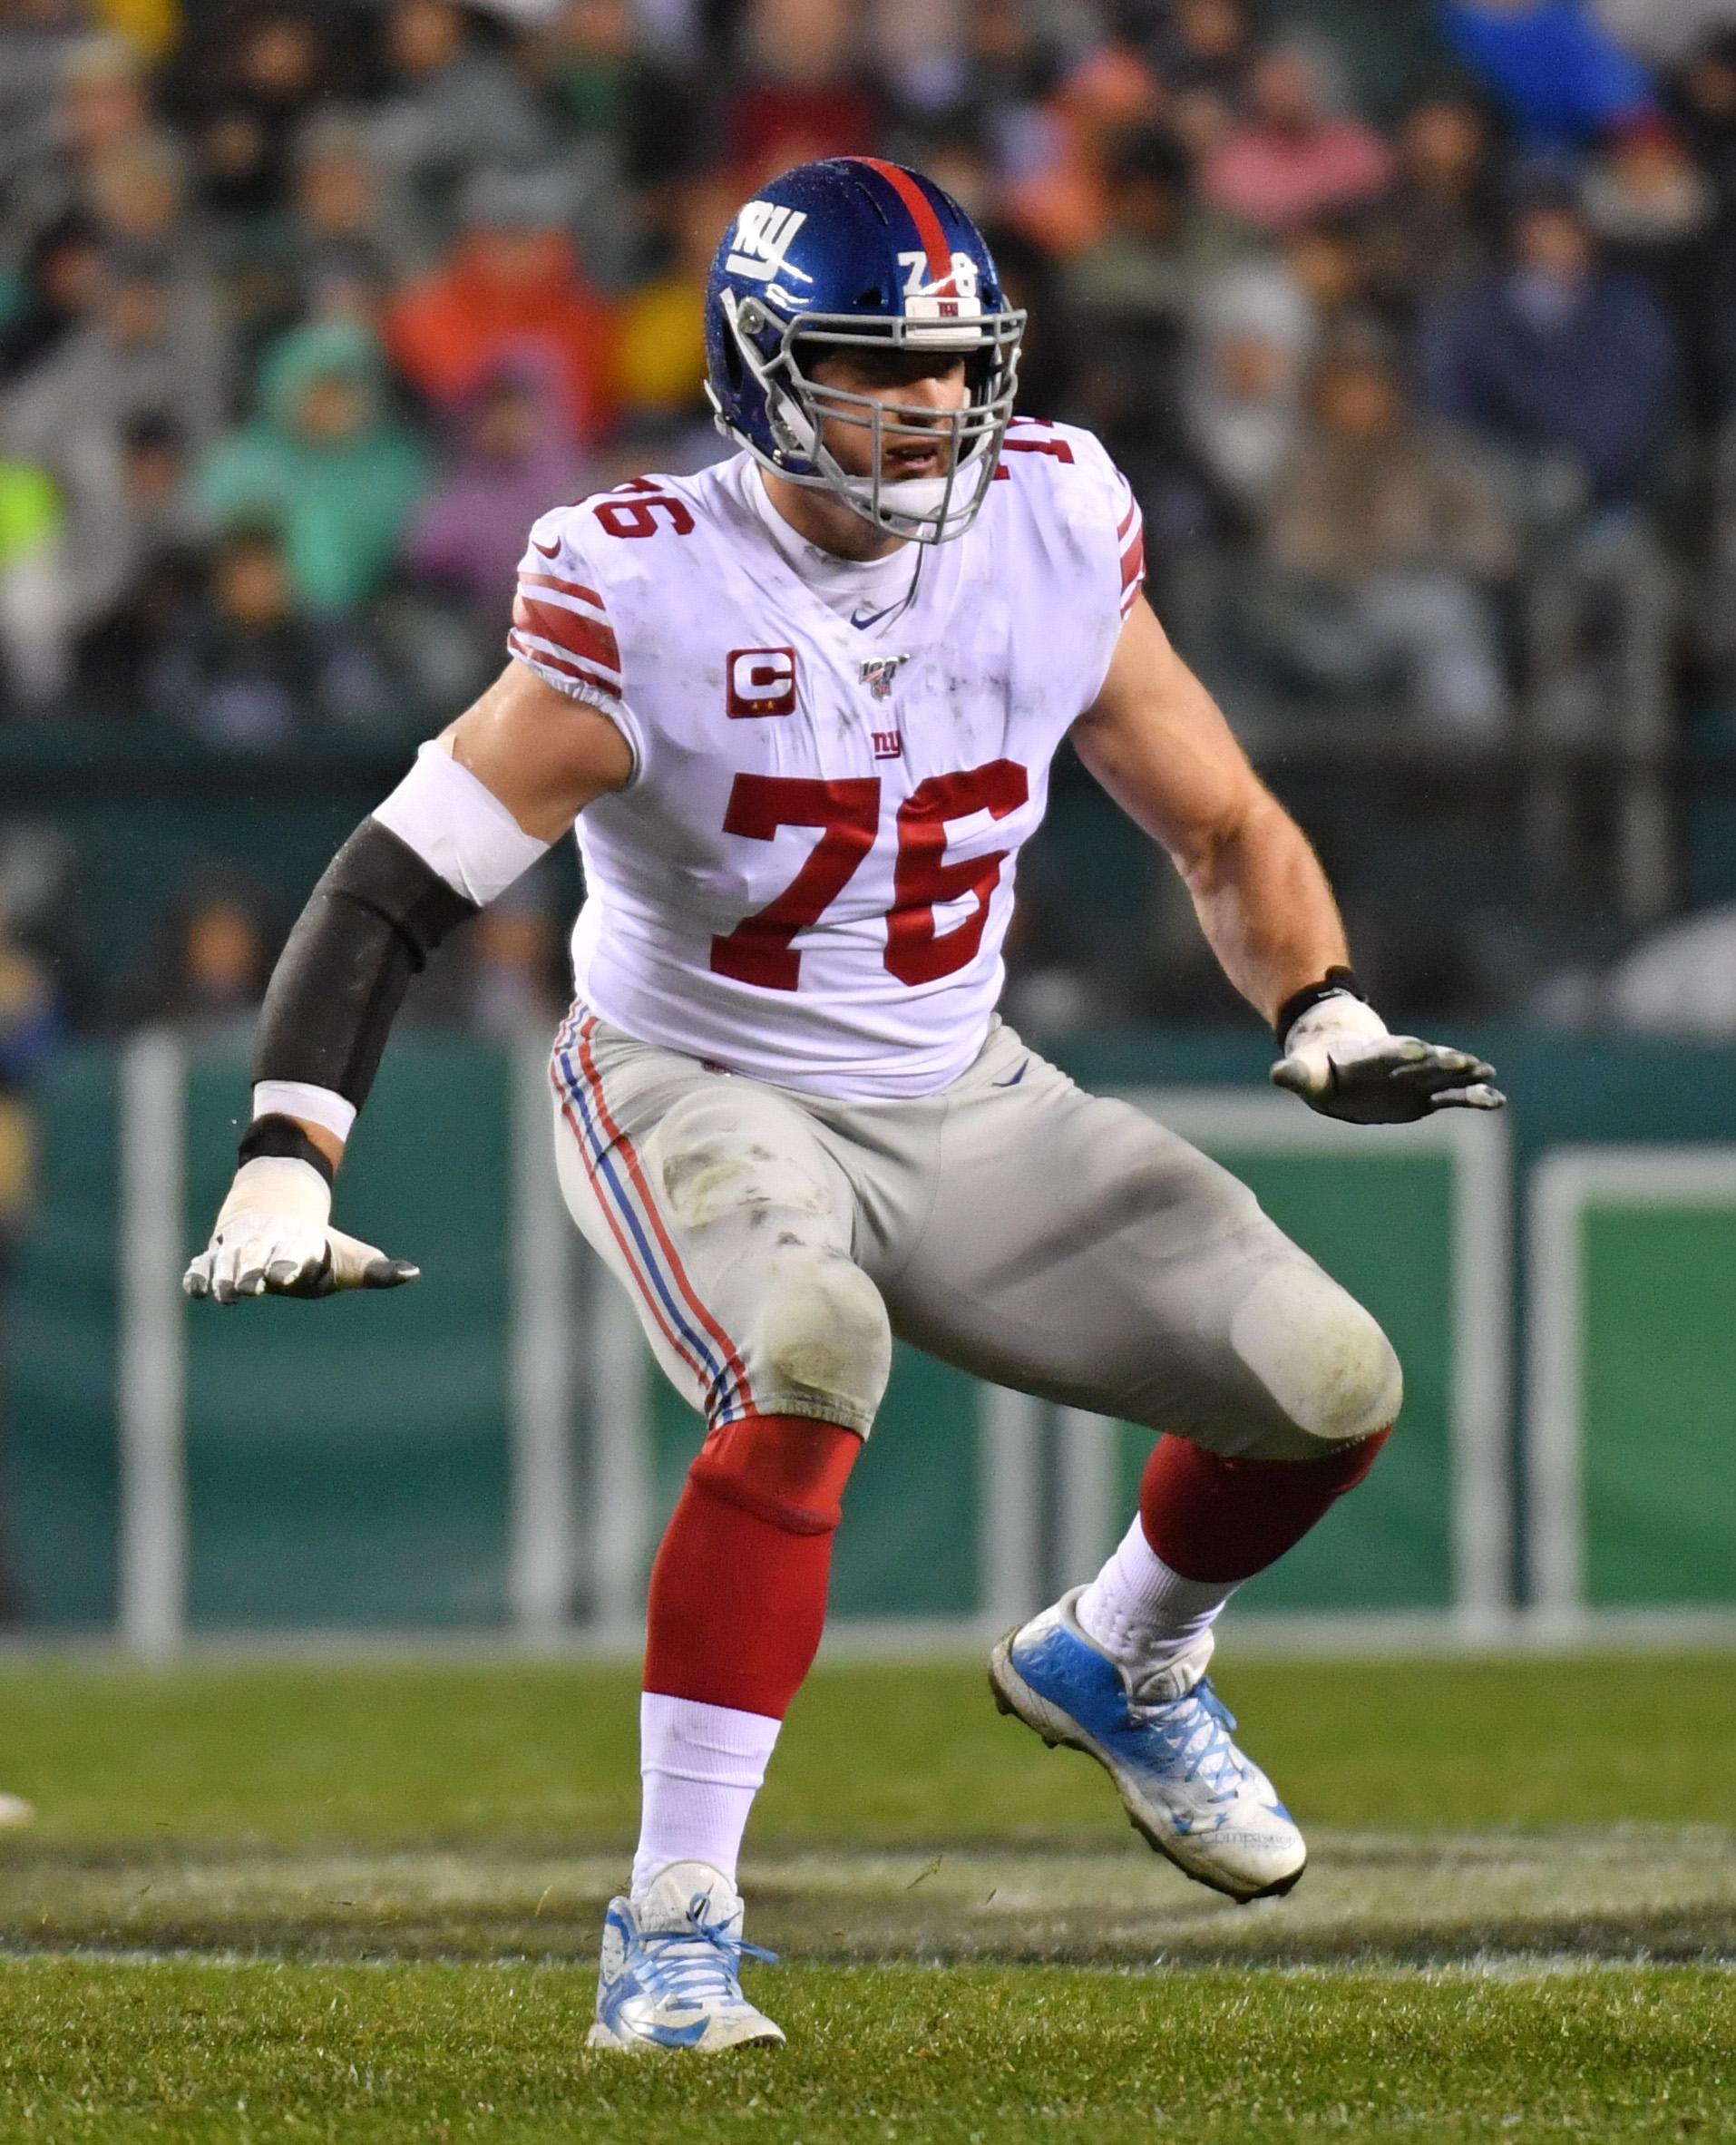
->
<box><xmin>805</xmin><ymin>349</ymin><xmax>970</xmax><ymax>484</ymax></box>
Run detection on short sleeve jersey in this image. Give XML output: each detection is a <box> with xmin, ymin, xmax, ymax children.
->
<box><xmin>508</xmin><ymin>419</ymin><xmax>1146</xmax><ymax>1099</ymax></box>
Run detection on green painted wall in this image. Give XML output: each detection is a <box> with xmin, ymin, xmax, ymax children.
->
<box><xmin>1139</xmin><ymin>1147</ymin><xmax>1458</xmax><ymax>1614</ymax></box>
<box><xmin>7</xmin><ymin>1048</ymin><xmax>119</xmax><ymax>1626</ymax></box>
<box><xmin>8</xmin><ymin>1026</ymin><xmax>1736</xmax><ymax>1630</ymax></box>
<box><xmin>180</xmin><ymin>1043</ymin><xmax>512</xmax><ymax>1628</ymax></box>
<box><xmin>1581</xmin><ymin>1207</ymin><xmax>1736</xmax><ymax>1606</ymax></box>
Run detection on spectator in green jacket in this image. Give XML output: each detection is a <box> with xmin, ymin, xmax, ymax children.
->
<box><xmin>195</xmin><ymin>317</ymin><xmax>428</xmax><ymax>614</ymax></box>
<box><xmin>0</xmin><ymin>456</ymin><xmax>68</xmax><ymax>708</ymax></box>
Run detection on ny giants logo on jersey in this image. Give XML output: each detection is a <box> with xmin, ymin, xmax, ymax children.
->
<box><xmin>727</xmin><ymin>647</ymin><xmax>798</xmax><ymax>718</ymax></box>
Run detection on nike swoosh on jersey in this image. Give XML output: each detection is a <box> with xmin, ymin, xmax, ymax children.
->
<box><xmin>849</xmin><ymin>599</ymin><xmax>901</xmax><ymax>630</ymax></box>
<box><xmin>534</xmin><ymin>537</ymin><xmax>561</xmax><ymax>559</ymax></box>
<box><xmin>990</xmin><ymin>1058</ymin><xmax>1029</xmax><ymax>1087</ymax></box>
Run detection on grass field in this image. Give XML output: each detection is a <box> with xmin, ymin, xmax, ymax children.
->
<box><xmin>0</xmin><ymin>1649</ymin><xmax>1731</xmax><ymax>2140</ymax></box>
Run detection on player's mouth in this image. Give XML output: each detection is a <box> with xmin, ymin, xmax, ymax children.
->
<box><xmin>883</xmin><ymin>437</ymin><xmax>948</xmax><ymax>480</ymax></box>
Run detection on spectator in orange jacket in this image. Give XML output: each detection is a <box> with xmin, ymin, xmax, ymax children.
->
<box><xmin>387</xmin><ymin>169</ymin><xmax>617</xmax><ymax>448</ymax></box>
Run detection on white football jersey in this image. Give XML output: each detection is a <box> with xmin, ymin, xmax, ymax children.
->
<box><xmin>508</xmin><ymin>418</ymin><xmax>1146</xmax><ymax>1099</ymax></box>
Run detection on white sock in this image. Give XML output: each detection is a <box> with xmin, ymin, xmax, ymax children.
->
<box><xmin>1076</xmin><ymin>1515</ymin><xmax>1239</xmax><ymax>1671</ymax></box>
<box><xmin>631</xmin><ymin>1693</ymin><xmax>782</xmax><ymax>1895</ymax></box>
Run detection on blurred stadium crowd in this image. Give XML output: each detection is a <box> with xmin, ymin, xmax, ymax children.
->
<box><xmin>12</xmin><ymin>0</ymin><xmax>1736</xmax><ymax>1048</ymax></box>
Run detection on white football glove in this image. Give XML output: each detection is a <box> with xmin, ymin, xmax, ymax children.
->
<box><xmin>1270</xmin><ymin>992</ymin><xmax>1504</xmax><ymax>1126</ymax></box>
<box><xmin>182</xmin><ymin>1155</ymin><xmax>419</xmax><ymax>1304</ymax></box>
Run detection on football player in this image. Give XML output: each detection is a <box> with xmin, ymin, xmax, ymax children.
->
<box><xmin>185</xmin><ymin>158</ymin><xmax>1502</xmax><ymax>2052</ymax></box>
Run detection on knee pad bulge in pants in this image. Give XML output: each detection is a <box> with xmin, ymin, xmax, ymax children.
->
<box><xmin>1228</xmin><ymin>1263</ymin><xmax>1403</xmax><ymax>1450</ymax></box>
<box><xmin>647</xmin><ymin>1097</ymin><xmax>892</xmax><ymax>1430</ymax></box>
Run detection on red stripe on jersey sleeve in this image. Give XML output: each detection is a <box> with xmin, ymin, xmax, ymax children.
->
<box><xmin>513</xmin><ymin>592</ymin><xmax>621</xmax><ymax>676</ymax></box>
<box><xmin>1119</xmin><ymin>524</ymin><xmax>1146</xmax><ymax>614</ymax></box>
<box><xmin>508</xmin><ymin>629</ymin><xmax>620</xmax><ymax>700</ymax></box>
<box><xmin>519</xmin><ymin>570</ymin><xmax>608</xmax><ymax>611</ymax></box>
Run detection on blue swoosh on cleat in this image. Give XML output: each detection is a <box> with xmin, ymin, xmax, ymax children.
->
<box><xmin>638</xmin><ymin>2017</ymin><xmax>709</xmax><ymax>2049</ymax></box>
<box><xmin>599</xmin><ymin>1988</ymin><xmax>710</xmax><ymax>2049</ymax></box>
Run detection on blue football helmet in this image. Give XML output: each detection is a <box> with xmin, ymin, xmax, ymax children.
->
<box><xmin>705</xmin><ymin>157</ymin><xmax>1026</xmax><ymax>545</ymax></box>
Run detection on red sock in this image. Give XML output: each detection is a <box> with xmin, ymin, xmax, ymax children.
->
<box><xmin>643</xmin><ymin>1414</ymin><xmax>863</xmax><ymax>1720</ymax></box>
<box><xmin>1138</xmin><ymin>1429</ymin><xmax>1392</xmax><ymax>1584</ymax></box>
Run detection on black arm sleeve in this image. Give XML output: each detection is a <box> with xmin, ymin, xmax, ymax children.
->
<box><xmin>252</xmin><ymin>818</ymin><xmax>480</xmax><ymax>1111</ymax></box>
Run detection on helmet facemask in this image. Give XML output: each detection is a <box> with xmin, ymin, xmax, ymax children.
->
<box><xmin>714</xmin><ymin>292</ymin><xmax>1026</xmax><ymax>545</ymax></box>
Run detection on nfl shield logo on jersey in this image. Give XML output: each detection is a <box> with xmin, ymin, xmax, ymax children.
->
<box><xmin>859</xmin><ymin>653</ymin><xmax>909</xmax><ymax>701</ymax></box>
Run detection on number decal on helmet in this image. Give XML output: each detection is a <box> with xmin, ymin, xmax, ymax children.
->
<box><xmin>896</xmin><ymin>250</ymin><xmax>980</xmax><ymax>302</ymax></box>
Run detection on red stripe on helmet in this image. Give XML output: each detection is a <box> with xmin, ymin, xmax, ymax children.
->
<box><xmin>852</xmin><ymin>156</ymin><xmax>953</xmax><ymax>293</ymax></box>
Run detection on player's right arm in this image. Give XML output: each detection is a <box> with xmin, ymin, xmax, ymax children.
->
<box><xmin>184</xmin><ymin>658</ymin><xmax>633</xmax><ymax>1305</ymax></box>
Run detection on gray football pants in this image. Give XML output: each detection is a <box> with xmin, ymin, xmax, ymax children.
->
<box><xmin>550</xmin><ymin>1002</ymin><xmax>1401</xmax><ymax>1463</ymax></box>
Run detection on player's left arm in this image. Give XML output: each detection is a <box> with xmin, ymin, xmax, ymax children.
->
<box><xmin>1072</xmin><ymin>599</ymin><xmax>1502</xmax><ymax>1123</ymax></box>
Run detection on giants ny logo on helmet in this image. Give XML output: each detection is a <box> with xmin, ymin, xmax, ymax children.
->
<box><xmin>726</xmin><ymin>203</ymin><xmax>813</xmax><ymax>296</ymax></box>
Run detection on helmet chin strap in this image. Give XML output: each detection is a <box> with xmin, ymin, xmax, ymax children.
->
<box><xmin>862</xmin><ymin>463</ymin><xmax>977</xmax><ymax>523</ymax></box>
<box><xmin>775</xmin><ymin>383</ymin><xmax>993</xmax><ymax>541</ymax></box>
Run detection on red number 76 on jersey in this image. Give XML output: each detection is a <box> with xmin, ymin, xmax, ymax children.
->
<box><xmin>710</xmin><ymin>763</ymin><xmax>1029</xmax><ymax>991</ymax></box>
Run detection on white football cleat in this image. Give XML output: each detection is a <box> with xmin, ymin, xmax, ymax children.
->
<box><xmin>588</xmin><ymin>1860</ymin><xmax>785</xmax><ymax>2053</ymax></box>
<box><xmin>989</xmin><ymin>1585</ymin><xmax>1306</xmax><ymax>1903</ymax></box>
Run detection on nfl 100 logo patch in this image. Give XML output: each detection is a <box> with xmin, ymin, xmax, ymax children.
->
<box><xmin>859</xmin><ymin>653</ymin><xmax>909</xmax><ymax>701</ymax></box>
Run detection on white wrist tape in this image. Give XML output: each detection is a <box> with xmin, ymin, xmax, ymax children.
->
<box><xmin>1283</xmin><ymin>992</ymin><xmax>1390</xmax><ymax>1057</ymax></box>
<box><xmin>252</xmin><ymin>1079</ymin><xmax>356</xmax><ymax>1143</ymax></box>
<box><xmin>215</xmin><ymin>1155</ymin><xmax>332</xmax><ymax>1233</ymax></box>
<box><xmin>373</xmin><ymin>739</ymin><xmax>551</xmax><ymax>907</ymax></box>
